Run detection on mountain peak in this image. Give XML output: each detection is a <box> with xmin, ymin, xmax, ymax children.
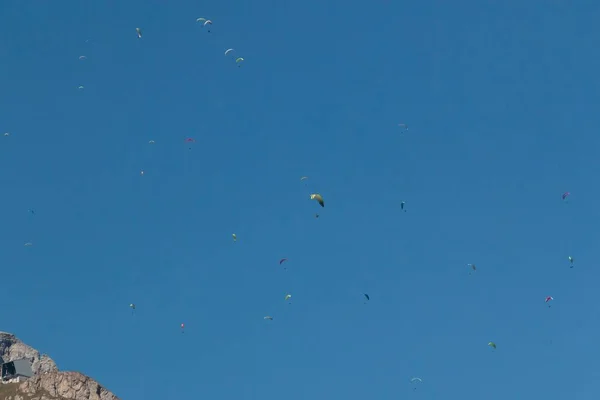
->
<box><xmin>0</xmin><ymin>331</ymin><xmax>119</xmax><ymax>400</ymax></box>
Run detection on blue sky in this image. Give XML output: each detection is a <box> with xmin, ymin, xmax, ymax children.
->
<box><xmin>1</xmin><ymin>1</ymin><xmax>600</xmax><ymax>399</ymax></box>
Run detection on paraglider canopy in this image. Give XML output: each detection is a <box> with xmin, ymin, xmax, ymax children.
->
<box><xmin>310</xmin><ymin>193</ymin><xmax>325</xmax><ymax>207</ymax></box>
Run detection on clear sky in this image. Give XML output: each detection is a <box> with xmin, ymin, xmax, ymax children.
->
<box><xmin>1</xmin><ymin>1</ymin><xmax>600</xmax><ymax>399</ymax></box>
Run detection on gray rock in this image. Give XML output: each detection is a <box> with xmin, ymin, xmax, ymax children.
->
<box><xmin>0</xmin><ymin>332</ymin><xmax>118</xmax><ymax>400</ymax></box>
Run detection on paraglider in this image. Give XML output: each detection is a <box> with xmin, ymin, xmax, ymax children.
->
<box><xmin>279</xmin><ymin>258</ymin><xmax>288</xmax><ymax>269</ymax></box>
<box><xmin>400</xmin><ymin>201</ymin><xmax>406</xmax><ymax>212</ymax></box>
<box><xmin>232</xmin><ymin>233</ymin><xmax>237</xmax><ymax>242</ymax></box>
<box><xmin>140</xmin><ymin>170</ymin><xmax>145</xmax><ymax>176</ymax></box>
<box><xmin>225</xmin><ymin>48</ymin><xmax>235</xmax><ymax>56</ymax></box>
<box><xmin>300</xmin><ymin>176</ymin><xmax>308</xmax><ymax>181</ymax></box>
<box><xmin>196</xmin><ymin>17</ymin><xmax>212</xmax><ymax>33</ymax></box>
<box><xmin>78</xmin><ymin>56</ymin><xmax>87</xmax><ymax>60</ymax></box>
<box><xmin>264</xmin><ymin>316</ymin><xmax>273</xmax><ymax>321</ymax></box>
<box><xmin>24</xmin><ymin>242</ymin><xmax>32</xmax><ymax>247</ymax></box>
<box><xmin>181</xmin><ymin>323</ymin><xmax>185</xmax><ymax>333</ymax></box>
<box><xmin>185</xmin><ymin>137</ymin><xmax>195</xmax><ymax>150</ymax></box>
<box><xmin>235</xmin><ymin>57</ymin><xmax>244</xmax><ymax>67</ymax></box>
<box><xmin>130</xmin><ymin>303</ymin><xmax>136</xmax><ymax>315</ymax></box>
<box><xmin>135</xmin><ymin>28</ymin><xmax>142</xmax><ymax>38</ymax></box>
<box><xmin>363</xmin><ymin>293</ymin><xmax>370</xmax><ymax>304</ymax></box>
<box><xmin>28</xmin><ymin>209</ymin><xmax>35</xmax><ymax>215</ymax></box>
<box><xmin>488</xmin><ymin>341</ymin><xmax>496</xmax><ymax>350</ymax></box>
<box><xmin>410</xmin><ymin>377</ymin><xmax>422</xmax><ymax>390</ymax></box>
<box><xmin>545</xmin><ymin>296</ymin><xmax>554</xmax><ymax>307</ymax></box>
<box><xmin>77</xmin><ymin>86</ymin><xmax>84</xmax><ymax>90</ymax></box>
<box><xmin>148</xmin><ymin>140</ymin><xmax>155</xmax><ymax>144</ymax></box>
<box><xmin>468</xmin><ymin>264</ymin><xmax>476</xmax><ymax>274</ymax></box>
<box><xmin>568</xmin><ymin>256</ymin><xmax>574</xmax><ymax>268</ymax></box>
<box><xmin>398</xmin><ymin>123</ymin><xmax>408</xmax><ymax>131</ymax></box>
<box><xmin>3</xmin><ymin>133</ymin><xmax>9</xmax><ymax>136</ymax></box>
<box><xmin>285</xmin><ymin>294</ymin><xmax>292</xmax><ymax>303</ymax></box>
<box><xmin>310</xmin><ymin>193</ymin><xmax>324</xmax><ymax>207</ymax></box>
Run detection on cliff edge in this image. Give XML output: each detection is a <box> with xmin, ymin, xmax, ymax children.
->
<box><xmin>0</xmin><ymin>332</ymin><xmax>119</xmax><ymax>400</ymax></box>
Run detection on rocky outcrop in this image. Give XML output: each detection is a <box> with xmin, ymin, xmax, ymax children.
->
<box><xmin>0</xmin><ymin>332</ymin><xmax>119</xmax><ymax>400</ymax></box>
<box><xmin>18</xmin><ymin>372</ymin><xmax>118</xmax><ymax>400</ymax></box>
<box><xmin>0</xmin><ymin>332</ymin><xmax>57</xmax><ymax>375</ymax></box>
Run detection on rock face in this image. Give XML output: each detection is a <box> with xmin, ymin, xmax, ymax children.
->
<box><xmin>0</xmin><ymin>332</ymin><xmax>57</xmax><ymax>375</ymax></box>
<box><xmin>0</xmin><ymin>332</ymin><xmax>119</xmax><ymax>400</ymax></box>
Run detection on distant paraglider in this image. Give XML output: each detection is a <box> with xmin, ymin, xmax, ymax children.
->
<box><xmin>310</xmin><ymin>193</ymin><xmax>324</xmax><ymax>207</ymax></box>
<box><xmin>136</xmin><ymin>28</ymin><xmax>142</xmax><ymax>38</ymax></box>
<box><xmin>410</xmin><ymin>377</ymin><xmax>422</xmax><ymax>390</ymax></box>
<box><xmin>185</xmin><ymin>137</ymin><xmax>195</xmax><ymax>150</ymax></box>
<box><xmin>468</xmin><ymin>264</ymin><xmax>476</xmax><ymax>275</ymax></box>
<box><xmin>197</xmin><ymin>18</ymin><xmax>212</xmax><ymax>32</ymax></box>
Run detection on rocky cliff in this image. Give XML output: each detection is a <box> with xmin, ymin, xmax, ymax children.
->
<box><xmin>0</xmin><ymin>332</ymin><xmax>119</xmax><ymax>400</ymax></box>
